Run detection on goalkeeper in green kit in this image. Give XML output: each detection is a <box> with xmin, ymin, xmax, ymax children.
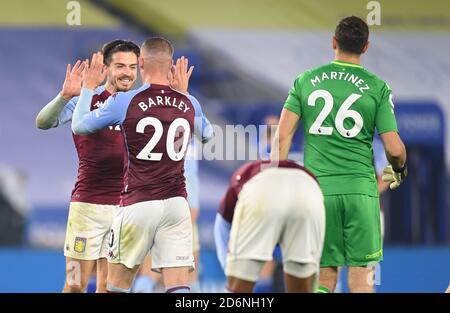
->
<box><xmin>270</xmin><ymin>16</ymin><xmax>407</xmax><ymax>293</ymax></box>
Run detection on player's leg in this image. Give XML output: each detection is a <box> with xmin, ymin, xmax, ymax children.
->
<box><xmin>347</xmin><ymin>266</ymin><xmax>374</xmax><ymax>293</ymax></box>
<box><xmin>161</xmin><ymin>267</ymin><xmax>191</xmax><ymax>292</ymax></box>
<box><xmin>343</xmin><ymin>194</ymin><xmax>382</xmax><ymax>293</ymax></box>
<box><xmin>63</xmin><ymin>202</ymin><xmax>115</xmax><ymax>293</ymax></box>
<box><xmin>152</xmin><ymin>197</ymin><xmax>194</xmax><ymax>293</ymax></box>
<box><xmin>107</xmin><ymin>202</ymin><xmax>158</xmax><ymax>292</ymax></box>
<box><xmin>95</xmin><ymin>258</ymin><xmax>108</xmax><ymax>292</ymax></box>
<box><xmin>227</xmin><ymin>277</ymin><xmax>255</xmax><ymax>293</ymax></box>
<box><xmin>280</xmin><ymin>171</ymin><xmax>325</xmax><ymax>293</ymax></box>
<box><xmin>319</xmin><ymin>267</ymin><xmax>339</xmax><ymax>293</ymax></box>
<box><xmin>96</xmin><ymin>204</ymin><xmax>119</xmax><ymax>292</ymax></box>
<box><xmin>63</xmin><ymin>257</ymin><xmax>96</xmax><ymax>292</ymax></box>
<box><xmin>319</xmin><ymin>195</ymin><xmax>346</xmax><ymax>292</ymax></box>
<box><xmin>132</xmin><ymin>253</ymin><xmax>161</xmax><ymax>293</ymax></box>
<box><xmin>226</xmin><ymin>260</ymin><xmax>264</xmax><ymax>293</ymax></box>
<box><xmin>107</xmin><ymin>263</ymin><xmax>140</xmax><ymax>292</ymax></box>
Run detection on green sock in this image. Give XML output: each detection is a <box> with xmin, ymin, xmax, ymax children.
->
<box><xmin>316</xmin><ymin>285</ymin><xmax>331</xmax><ymax>293</ymax></box>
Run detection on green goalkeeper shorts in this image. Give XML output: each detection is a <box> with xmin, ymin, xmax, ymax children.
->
<box><xmin>320</xmin><ymin>194</ymin><xmax>383</xmax><ymax>267</ymax></box>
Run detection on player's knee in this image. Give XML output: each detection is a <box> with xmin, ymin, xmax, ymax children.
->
<box><xmin>284</xmin><ymin>261</ymin><xmax>317</xmax><ymax>279</ymax></box>
<box><xmin>284</xmin><ymin>261</ymin><xmax>318</xmax><ymax>293</ymax></box>
<box><xmin>225</xmin><ymin>259</ymin><xmax>265</xmax><ymax>282</ymax></box>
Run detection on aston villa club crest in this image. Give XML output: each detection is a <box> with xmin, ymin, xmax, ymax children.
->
<box><xmin>74</xmin><ymin>237</ymin><xmax>87</xmax><ymax>253</ymax></box>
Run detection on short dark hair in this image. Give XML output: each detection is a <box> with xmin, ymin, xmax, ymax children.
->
<box><xmin>101</xmin><ymin>40</ymin><xmax>140</xmax><ymax>65</ymax></box>
<box><xmin>335</xmin><ymin>16</ymin><xmax>369</xmax><ymax>54</ymax></box>
<box><xmin>141</xmin><ymin>37</ymin><xmax>174</xmax><ymax>58</ymax></box>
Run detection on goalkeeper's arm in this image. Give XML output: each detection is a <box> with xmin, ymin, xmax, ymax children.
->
<box><xmin>380</xmin><ymin>131</ymin><xmax>406</xmax><ymax>169</ymax></box>
<box><xmin>270</xmin><ymin>108</ymin><xmax>299</xmax><ymax>161</ymax></box>
<box><xmin>380</xmin><ymin>131</ymin><xmax>407</xmax><ymax>189</ymax></box>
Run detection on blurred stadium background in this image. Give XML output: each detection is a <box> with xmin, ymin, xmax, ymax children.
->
<box><xmin>0</xmin><ymin>0</ymin><xmax>449</xmax><ymax>292</ymax></box>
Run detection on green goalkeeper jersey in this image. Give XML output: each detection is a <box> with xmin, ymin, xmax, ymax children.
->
<box><xmin>284</xmin><ymin>60</ymin><xmax>398</xmax><ymax>196</ymax></box>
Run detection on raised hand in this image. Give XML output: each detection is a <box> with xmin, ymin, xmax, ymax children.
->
<box><xmin>169</xmin><ymin>56</ymin><xmax>194</xmax><ymax>94</ymax></box>
<box><xmin>82</xmin><ymin>52</ymin><xmax>107</xmax><ymax>90</ymax></box>
<box><xmin>60</xmin><ymin>60</ymin><xmax>86</xmax><ymax>100</ymax></box>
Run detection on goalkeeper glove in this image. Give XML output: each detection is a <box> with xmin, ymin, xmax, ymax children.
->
<box><xmin>382</xmin><ymin>164</ymin><xmax>408</xmax><ymax>190</ymax></box>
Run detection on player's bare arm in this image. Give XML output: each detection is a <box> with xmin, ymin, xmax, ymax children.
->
<box><xmin>169</xmin><ymin>56</ymin><xmax>194</xmax><ymax>94</ymax></box>
<box><xmin>270</xmin><ymin>108</ymin><xmax>299</xmax><ymax>160</ymax></box>
<box><xmin>36</xmin><ymin>60</ymin><xmax>85</xmax><ymax>129</ymax></box>
<box><xmin>380</xmin><ymin>131</ymin><xmax>408</xmax><ymax>189</ymax></box>
<box><xmin>380</xmin><ymin>131</ymin><xmax>406</xmax><ymax>169</ymax></box>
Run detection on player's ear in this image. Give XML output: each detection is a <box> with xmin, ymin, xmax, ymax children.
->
<box><xmin>167</xmin><ymin>65</ymin><xmax>174</xmax><ymax>82</ymax></box>
<box><xmin>102</xmin><ymin>65</ymin><xmax>109</xmax><ymax>77</ymax></box>
<box><xmin>139</xmin><ymin>56</ymin><xmax>145</xmax><ymax>70</ymax></box>
<box><xmin>361</xmin><ymin>41</ymin><xmax>370</xmax><ymax>54</ymax></box>
<box><xmin>332</xmin><ymin>36</ymin><xmax>338</xmax><ymax>50</ymax></box>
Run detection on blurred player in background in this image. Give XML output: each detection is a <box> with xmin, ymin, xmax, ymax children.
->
<box><xmin>214</xmin><ymin>160</ymin><xmax>325</xmax><ymax>293</ymax></box>
<box><xmin>71</xmin><ymin>37</ymin><xmax>213</xmax><ymax>293</ymax></box>
<box><xmin>271</xmin><ymin>16</ymin><xmax>408</xmax><ymax>293</ymax></box>
<box><xmin>35</xmin><ymin>40</ymin><xmax>140</xmax><ymax>292</ymax></box>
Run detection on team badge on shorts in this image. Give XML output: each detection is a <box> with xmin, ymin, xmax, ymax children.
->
<box><xmin>74</xmin><ymin>237</ymin><xmax>87</xmax><ymax>253</ymax></box>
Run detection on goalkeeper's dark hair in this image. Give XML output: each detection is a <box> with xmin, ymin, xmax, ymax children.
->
<box><xmin>335</xmin><ymin>16</ymin><xmax>369</xmax><ymax>54</ymax></box>
<box><xmin>102</xmin><ymin>40</ymin><xmax>140</xmax><ymax>65</ymax></box>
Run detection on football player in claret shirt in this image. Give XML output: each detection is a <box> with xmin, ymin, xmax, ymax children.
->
<box><xmin>36</xmin><ymin>40</ymin><xmax>140</xmax><ymax>293</ymax></box>
<box><xmin>72</xmin><ymin>37</ymin><xmax>213</xmax><ymax>293</ymax></box>
<box><xmin>214</xmin><ymin>160</ymin><xmax>325</xmax><ymax>292</ymax></box>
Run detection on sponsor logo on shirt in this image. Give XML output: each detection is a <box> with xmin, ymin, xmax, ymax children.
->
<box><xmin>93</xmin><ymin>101</ymin><xmax>105</xmax><ymax>108</ymax></box>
